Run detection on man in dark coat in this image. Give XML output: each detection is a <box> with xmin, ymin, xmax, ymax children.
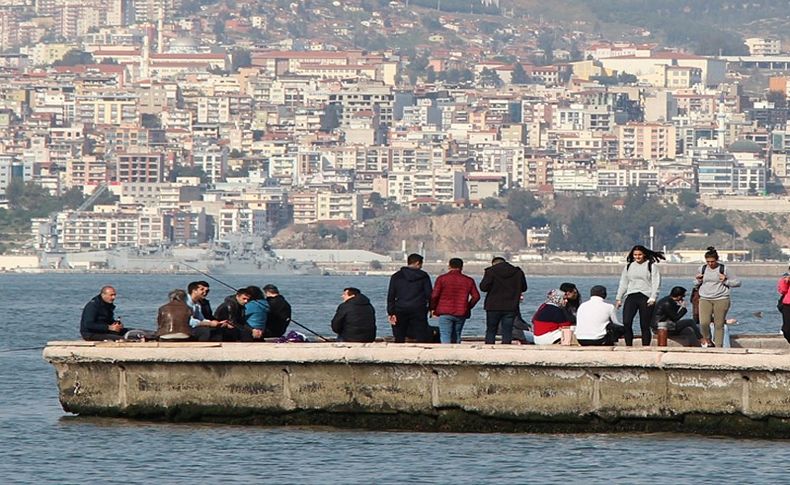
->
<box><xmin>80</xmin><ymin>286</ymin><xmax>126</xmax><ymax>341</ymax></box>
<box><xmin>331</xmin><ymin>287</ymin><xmax>376</xmax><ymax>342</ymax></box>
<box><xmin>387</xmin><ymin>253</ymin><xmax>433</xmax><ymax>343</ymax></box>
<box><xmin>652</xmin><ymin>286</ymin><xmax>704</xmax><ymax>346</ymax></box>
<box><xmin>262</xmin><ymin>284</ymin><xmax>292</xmax><ymax>338</ymax></box>
<box><xmin>480</xmin><ymin>257</ymin><xmax>528</xmax><ymax>344</ymax></box>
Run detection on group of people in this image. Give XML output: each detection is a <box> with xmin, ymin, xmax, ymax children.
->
<box><xmin>80</xmin><ymin>244</ymin><xmax>755</xmax><ymax>347</ymax></box>
<box><xmin>80</xmin><ymin>280</ymin><xmax>293</xmax><ymax>342</ymax></box>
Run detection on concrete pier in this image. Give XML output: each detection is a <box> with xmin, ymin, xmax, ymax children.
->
<box><xmin>44</xmin><ymin>338</ymin><xmax>790</xmax><ymax>437</ymax></box>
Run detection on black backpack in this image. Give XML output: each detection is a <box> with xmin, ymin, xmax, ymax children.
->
<box><xmin>700</xmin><ymin>263</ymin><xmax>725</xmax><ymax>276</ymax></box>
<box><xmin>627</xmin><ymin>260</ymin><xmax>654</xmax><ymax>274</ymax></box>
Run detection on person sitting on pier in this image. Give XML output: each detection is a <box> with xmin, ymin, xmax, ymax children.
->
<box><xmin>652</xmin><ymin>286</ymin><xmax>704</xmax><ymax>347</ymax></box>
<box><xmin>532</xmin><ymin>289</ymin><xmax>574</xmax><ymax>345</ymax></box>
<box><xmin>80</xmin><ymin>286</ymin><xmax>127</xmax><ymax>341</ymax></box>
<box><xmin>560</xmin><ymin>282</ymin><xmax>580</xmax><ymax>324</ymax></box>
<box><xmin>480</xmin><ymin>256</ymin><xmax>528</xmax><ymax>345</ymax></box>
<box><xmin>575</xmin><ymin>285</ymin><xmax>625</xmax><ymax>346</ymax></box>
<box><xmin>331</xmin><ymin>287</ymin><xmax>376</xmax><ymax>342</ymax></box>
<box><xmin>214</xmin><ymin>287</ymin><xmax>253</xmax><ymax>333</ymax></box>
<box><xmin>242</xmin><ymin>286</ymin><xmax>270</xmax><ymax>341</ymax></box>
<box><xmin>156</xmin><ymin>289</ymin><xmax>193</xmax><ymax>340</ymax></box>
<box><xmin>196</xmin><ymin>280</ymin><xmax>215</xmax><ymax>320</ymax></box>
<box><xmin>262</xmin><ymin>284</ymin><xmax>291</xmax><ymax>338</ymax></box>
<box><xmin>185</xmin><ymin>281</ymin><xmax>234</xmax><ymax>342</ymax></box>
<box><xmin>387</xmin><ymin>253</ymin><xmax>434</xmax><ymax>343</ymax></box>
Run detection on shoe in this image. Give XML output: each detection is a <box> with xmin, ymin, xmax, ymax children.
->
<box><xmin>701</xmin><ymin>340</ymin><xmax>715</xmax><ymax>348</ymax></box>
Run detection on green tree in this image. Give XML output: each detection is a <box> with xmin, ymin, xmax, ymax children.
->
<box><xmin>748</xmin><ymin>229</ymin><xmax>773</xmax><ymax>244</ymax></box>
<box><xmin>53</xmin><ymin>49</ymin><xmax>94</xmax><ymax>66</ymax></box>
<box><xmin>678</xmin><ymin>190</ymin><xmax>698</xmax><ymax>208</ymax></box>
<box><xmin>506</xmin><ymin>190</ymin><xmax>542</xmax><ymax>233</ymax></box>
<box><xmin>512</xmin><ymin>63</ymin><xmax>529</xmax><ymax>85</ymax></box>
<box><xmin>230</xmin><ymin>48</ymin><xmax>252</xmax><ymax>72</ymax></box>
<box><xmin>481</xmin><ymin>197</ymin><xmax>502</xmax><ymax>209</ymax></box>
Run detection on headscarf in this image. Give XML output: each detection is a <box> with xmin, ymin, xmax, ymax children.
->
<box><xmin>545</xmin><ymin>289</ymin><xmax>566</xmax><ymax>307</ymax></box>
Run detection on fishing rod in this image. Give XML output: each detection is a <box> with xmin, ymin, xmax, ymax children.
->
<box><xmin>0</xmin><ymin>346</ymin><xmax>46</xmax><ymax>353</ymax></box>
<box><xmin>179</xmin><ymin>261</ymin><xmax>330</xmax><ymax>342</ymax></box>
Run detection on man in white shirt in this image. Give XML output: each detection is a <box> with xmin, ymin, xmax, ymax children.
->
<box><xmin>575</xmin><ymin>285</ymin><xmax>625</xmax><ymax>346</ymax></box>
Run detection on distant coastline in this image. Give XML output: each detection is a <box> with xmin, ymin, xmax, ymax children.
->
<box><xmin>4</xmin><ymin>262</ymin><xmax>781</xmax><ymax>277</ymax></box>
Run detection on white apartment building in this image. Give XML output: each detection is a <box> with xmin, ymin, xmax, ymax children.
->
<box><xmin>552</xmin><ymin>167</ymin><xmax>598</xmax><ymax>192</ymax></box>
<box><xmin>745</xmin><ymin>38</ymin><xmax>781</xmax><ymax>56</ymax></box>
<box><xmin>387</xmin><ymin>169</ymin><xmax>466</xmax><ymax>204</ymax></box>
<box><xmin>217</xmin><ymin>207</ymin><xmax>268</xmax><ymax>238</ymax></box>
<box><xmin>193</xmin><ymin>142</ymin><xmax>227</xmax><ymax>184</ymax></box>
<box><xmin>617</xmin><ymin>123</ymin><xmax>677</xmax><ymax>160</ymax></box>
<box><xmin>316</xmin><ymin>192</ymin><xmax>363</xmax><ymax>223</ymax></box>
<box><xmin>56</xmin><ymin>211</ymin><xmax>139</xmax><ymax>250</ymax></box>
<box><xmin>597</xmin><ymin>168</ymin><xmax>659</xmax><ymax>193</ymax></box>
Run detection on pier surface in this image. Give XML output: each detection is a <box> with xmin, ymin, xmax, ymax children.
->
<box><xmin>44</xmin><ymin>337</ymin><xmax>790</xmax><ymax>437</ymax></box>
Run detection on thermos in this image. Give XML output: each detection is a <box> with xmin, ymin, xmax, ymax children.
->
<box><xmin>657</xmin><ymin>321</ymin><xmax>668</xmax><ymax>347</ymax></box>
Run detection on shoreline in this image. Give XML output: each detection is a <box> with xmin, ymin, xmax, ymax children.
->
<box><xmin>1</xmin><ymin>262</ymin><xmax>786</xmax><ymax>277</ymax></box>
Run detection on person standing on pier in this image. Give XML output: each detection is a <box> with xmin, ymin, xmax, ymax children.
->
<box><xmin>615</xmin><ymin>245</ymin><xmax>664</xmax><ymax>346</ymax></box>
<box><xmin>480</xmin><ymin>256</ymin><xmax>528</xmax><ymax>345</ymax></box>
<box><xmin>387</xmin><ymin>253</ymin><xmax>433</xmax><ymax>343</ymax></box>
<box><xmin>430</xmin><ymin>258</ymin><xmax>480</xmax><ymax>343</ymax></box>
<box><xmin>695</xmin><ymin>246</ymin><xmax>740</xmax><ymax>348</ymax></box>
<box><xmin>778</xmin><ymin>269</ymin><xmax>790</xmax><ymax>344</ymax></box>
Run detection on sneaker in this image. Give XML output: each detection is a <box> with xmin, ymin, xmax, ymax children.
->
<box><xmin>701</xmin><ymin>340</ymin><xmax>715</xmax><ymax>348</ymax></box>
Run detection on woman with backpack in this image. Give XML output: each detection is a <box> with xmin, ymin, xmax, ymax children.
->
<box><xmin>695</xmin><ymin>246</ymin><xmax>740</xmax><ymax>348</ymax></box>
<box><xmin>615</xmin><ymin>245</ymin><xmax>665</xmax><ymax>346</ymax></box>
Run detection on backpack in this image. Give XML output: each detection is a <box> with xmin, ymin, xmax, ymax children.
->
<box><xmin>700</xmin><ymin>263</ymin><xmax>725</xmax><ymax>276</ymax></box>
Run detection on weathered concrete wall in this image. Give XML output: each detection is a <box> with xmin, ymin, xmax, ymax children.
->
<box><xmin>43</xmin><ymin>341</ymin><xmax>790</xmax><ymax>437</ymax></box>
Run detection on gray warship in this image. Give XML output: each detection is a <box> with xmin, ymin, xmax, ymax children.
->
<box><xmin>206</xmin><ymin>233</ymin><xmax>322</xmax><ymax>275</ymax></box>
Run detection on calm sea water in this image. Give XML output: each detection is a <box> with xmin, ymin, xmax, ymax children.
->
<box><xmin>2</xmin><ymin>273</ymin><xmax>790</xmax><ymax>484</ymax></box>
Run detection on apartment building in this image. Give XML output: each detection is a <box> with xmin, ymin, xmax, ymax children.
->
<box><xmin>387</xmin><ymin>169</ymin><xmax>466</xmax><ymax>204</ymax></box>
<box><xmin>745</xmin><ymin>38</ymin><xmax>781</xmax><ymax>56</ymax></box>
<box><xmin>617</xmin><ymin>122</ymin><xmax>677</xmax><ymax>160</ymax></box>
<box><xmin>116</xmin><ymin>153</ymin><xmax>164</xmax><ymax>183</ymax></box>
<box><xmin>327</xmin><ymin>83</ymin><xmax>394</xmax><ymax>127</ymax></box>
<box><xmin>192</xmin><ymin>142</ymin><xmax>227</xmax><ymax>184</ymax></box>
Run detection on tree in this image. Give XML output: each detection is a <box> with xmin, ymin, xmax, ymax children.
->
<box><xmin>511</xmin><ymin>63</ymin><xmax>529</xmax><ymax>85</ymax></box>
<box><xmin>506</xmin><ymin>190</ymin><xmax>542</xmax><ymax>233</ymax></box>
<box><xmin>481</xmin><ymin>197</ymin><xmax>502</xmax><ymax>209</ymax></box>
<box><xmin>230</xmin><ymin>48</ymin><xmax>252</xmax><ymax>73</ymax></box>
<box><xmin>53</xmin><ymin>49</ymin><xmax>94</xmax><ymax>66</ymax></box>
<box><xmin>678</xmin><ymin>190</ymin><xmax>698</xmax><ymax>208</ymax></box>
<box><xmin>748</xmin><ymin>229</ymin><xmax>773</xmax><ymax>244</ymax></box>
<box><xmin>479</xmin><ymin>68</ymin><xmax>503</xmax><ymax>88</ymax></box>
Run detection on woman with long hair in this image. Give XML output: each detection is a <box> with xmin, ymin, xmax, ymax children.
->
<box><xmin>695</xmin><ymin>246</ymin><xmax>740</xmax><ymax>347</ymax></box>
<box><xmin>615</xmin><ymin>245</ymin><xmax>664</xmax><ymax>346</ymax></box>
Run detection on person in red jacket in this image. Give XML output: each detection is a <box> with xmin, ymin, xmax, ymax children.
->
<box><xmin>430</xmin><ymin>258</ymin><xmax>481</xmax><ymax>343</ymax></box>
<box><xmin>778</xmin><ymin>269</ymin><xmax>790</xmax><ymax>343</ymax></box>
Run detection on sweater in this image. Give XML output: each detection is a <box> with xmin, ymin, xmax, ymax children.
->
<box><xmin>479</xmin><ymin>262</ymin><xmax>528</xmax><ymax>312</ymax></box>
<box><xmin>695</xmin><ymin>264</ymin><xmax>740</xmax><ymax>300</ymax></box>
<box><xmin>430</xmin><ymin>269</ymin><xmax>480</xmax><ymax>318</ymax></box>
<box><xmin>615</xmin><ymin>261</ymin><xmax>661</xmax><ymax>302</ymax></box>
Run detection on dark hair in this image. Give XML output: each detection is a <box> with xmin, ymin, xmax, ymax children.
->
<box><xmin>407</xmin><ymin>253</ymin><xmax>423</xmax><ymax>265</ymax></box>
<box><xmin>262</xmin><ymin>284</ymin><xmax>279</xmax><ymax>294</ymax></box>
<box><xmin>344</xmin><ymin>287</ymin><xmax>361</xmax><ymax>296</ymax></box>
<box><xmin>590</xmin><ymin>285</ymin><xmax>607</xmax><ymax>299</ymax></box>
<box><xmin>491</xmin><ymin>256</ymin><xmax>506</xmax><ymax>265</ymax></box>
<box><xmin>246</xmin><ymin>285</ymin><xmax>264</xmax><ymax>300</ymax></box>
<box><xmin>626</xmin><ymin>245</ymin><xmax>666</xmax><ymax>265</ymax></box>
<box><xmin>187</xmin><ymin>281</ymin><xmax>207</xmax><ymax>294</ymax></box>
<box><xmin>560</xmin><ymin>282</ymin><xmax>577</xmax><ymax>293</ymax></box>
<box><xmin>704</xmin><ymin>246</ymin><xmax>719</xmax><ymax>261</ymax></box>
<box><xmin>670</xmin><ymin>286</ymin><xmax>687</xmax><ymax>298</ymax></box>
<box><xmin>236</xmin><ymin>287</ymin><xmax>253</xmax><ymax>298</ymax></box>
<box><xmin>449</xmin><ymin>258</ymin><xmax>463</xmax><ymax>269</ymax></box>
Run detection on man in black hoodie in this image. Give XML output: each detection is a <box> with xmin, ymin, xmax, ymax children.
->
<box><xmin>331</xmin><ymin>287</ymin><xmax>376</xmax><ymax>342</ymax></box>
<box><xmin>387</xmin><ymin>253</ymin><xmax>433</xmax><ymax>343</ymax></box>
<box><xmin>480</xmin><ymin>257</ymin><xmax>528</xmax><ymax>344</ymax></box>
<box><xmin>262</xmin><ymin>284</ymin><xmax>292</xmax><ymax>338</ymax></box>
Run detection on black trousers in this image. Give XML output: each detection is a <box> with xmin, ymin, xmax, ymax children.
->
<box><xmin>782</xmin><ymin>305</ymin><xmax>790</xmax><ymax>344</ymax></box>
<box><xmin>622</xmin><ymin>293</ymin><xmax>653</xmax><ymax>346</ymax></box>
<box><xmin>578</xmin><ymin>323</ymin><xmax>625</xmax><ymax>346</ymax></box>
<box><xmin>669</xmin><ymin>318</ymin><xmax>703</xmax><ymax>340</ymax></box>
<box><xmin>392</xmin><ymin>310</ymin><xmax>432</xmax><ymax>343</ymax></box>
<box><xmin>192</xmin><ymin>326</ymin><xmax>239</xmax><ymax>342</ymax></box>
<box><xmin>81</xmin><ymin>331</ymin><xmax>125</xmax><ymax>341</ymax></box>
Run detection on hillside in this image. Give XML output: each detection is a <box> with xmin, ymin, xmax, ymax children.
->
<box><xmin>272</xmin><ymin>210</ymin><xmax>525</xmax><ymax>254</ymax></box>
<box><xmin>506</xmin><ymin>0</ymin><xmax>790</xmax><ymax>54</ymax></box>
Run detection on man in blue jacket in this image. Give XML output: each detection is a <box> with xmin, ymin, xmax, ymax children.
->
<box><xmin>80</xmin><ymin>286</ymin><xmax>126</xmax><ymax>341</ymax></box>
<box><xmin>387</xmin><ymin>253</ymin><xmax>433</xmax><ymax>343</ymax></box>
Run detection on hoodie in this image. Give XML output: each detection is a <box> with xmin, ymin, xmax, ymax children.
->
<box><xmin>387</xmin><ymin>266</ymin><xmax>432</xmax><ymax>315</ymax></box>
<box><xmin>479</xmin><ymin>262</ymin><xmax>528</xmax><ymax>312</ymax></box>
<box><xmin>331</xmin><ymin>294</ymin><xmax>376</xmax><ymax>342</ymax></box>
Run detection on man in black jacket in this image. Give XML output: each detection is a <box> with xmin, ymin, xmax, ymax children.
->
<box><xmin>80</xmin><ymin>286</ymin><xmax>126</xmax><ymax>341</ymax></box>
<box><xmin>213</xmin><ymin>287</ymin><xmax>253</xmax><ymax>341</ymax></box>
<box><xmin>387</xmin><ymin>253</ymin><xmax>433</xmax><ymax>343</ymax></box>
<box><xmin>263</xmin><ymin>284</ymin><xmax>292</xmax><ymax>338</ymax></box>
<box><xmin>652</xmin><ymin>286</ymin><xmax>703</xmax><ymax>346</ymax></box>
<box><xmin>480</xmin><ymin>257</ymin><xmax>528</xmax><ymax>344</ymax></box>
<box><xmin>331</xmin><ymin>287</ymin><xmax>376</xmax><ymax>342</ymax></box>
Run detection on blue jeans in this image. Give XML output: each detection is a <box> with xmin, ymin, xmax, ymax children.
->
<box><xmin>438</xmin><ymin>315</ymin><xmax>466</xmax><ymax>343</ymax></box>
<box><xmin>486</xmin><ymin>311</ymin><xmax>516</xmax><ymax>344</ymax></box>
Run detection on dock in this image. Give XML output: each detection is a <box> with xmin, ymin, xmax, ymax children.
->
<box><xmin>43</xmin><ymin>336</ymin><xmax>790</xmax><ymax>437</ymax></box>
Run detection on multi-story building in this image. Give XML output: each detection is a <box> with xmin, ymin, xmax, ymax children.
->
<box><xmin>617</xmin><ymin>122</ymin><xmax>677</xmax><ymax>160</ymax></box>
<box><xmin>745</xmin><ymin>38</ymin><xmax>782</xmax><ymax>56</ymax></box>
<box><xmin>115</xmin><ymin>153</ymin><xmax>164</xmax><ymax>183</ymax></box>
